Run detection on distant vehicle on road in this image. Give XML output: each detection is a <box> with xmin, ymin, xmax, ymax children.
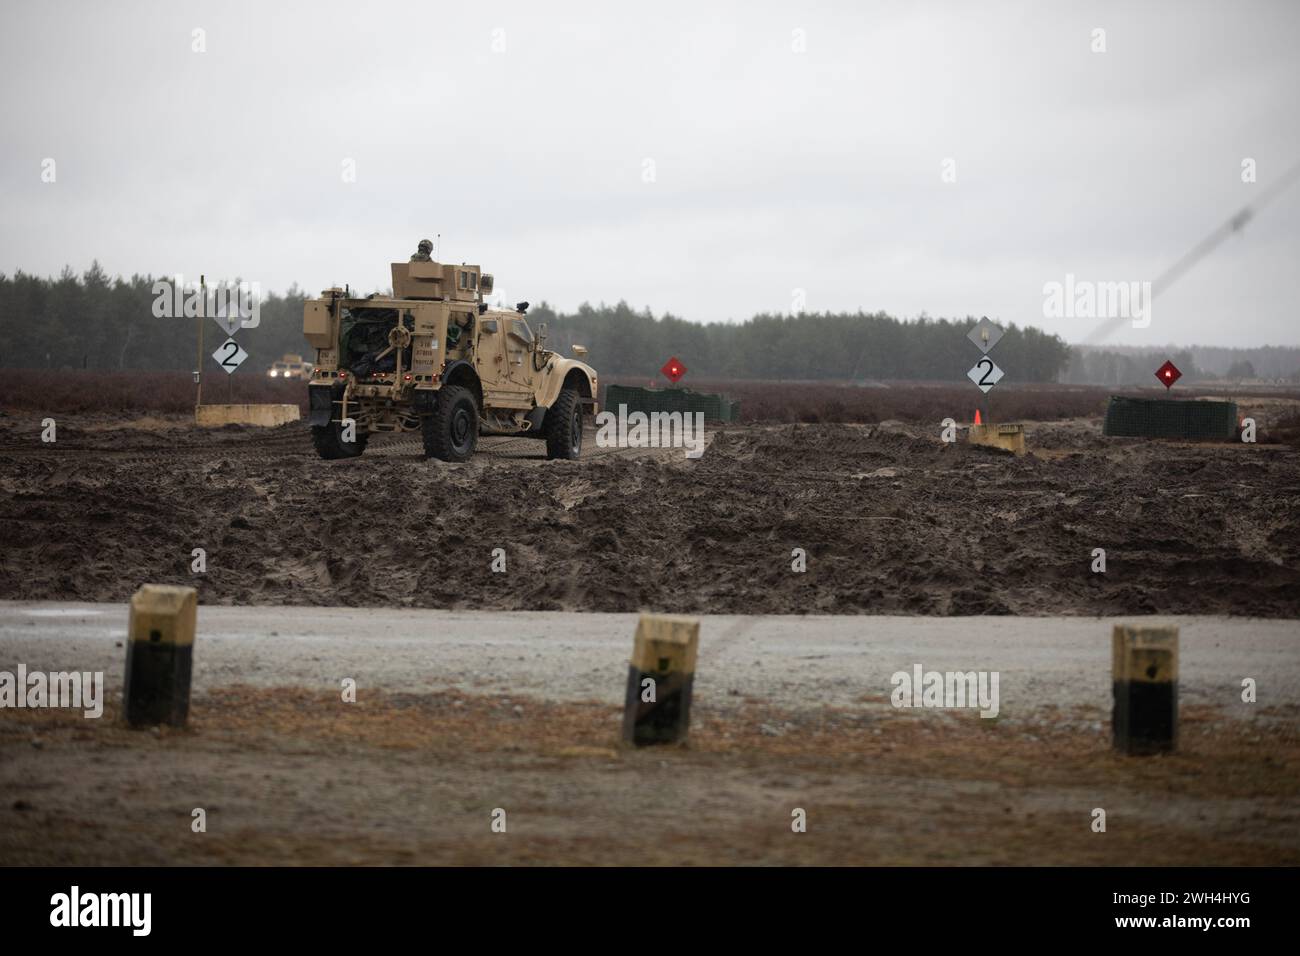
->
<box><xmin>268</xmin><ymin>354</ymin><xmax>313</xmax><ymax>381</ymax></box>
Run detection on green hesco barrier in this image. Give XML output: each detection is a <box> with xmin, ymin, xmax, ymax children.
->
<box><xmin>603</xmin><ymin>385</ymin><xmax>740</xmax><ymax>422</ymax></box>
<box><xmin>1103</xmin><ymin>396</ymin><xmax>1237</xmax><ymax>439</ymax></box>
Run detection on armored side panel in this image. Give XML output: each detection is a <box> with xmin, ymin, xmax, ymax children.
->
<box><xmin>391</xmin><ymin>261</ymin><xmax>481</xmax><ymax>303</ymax></box>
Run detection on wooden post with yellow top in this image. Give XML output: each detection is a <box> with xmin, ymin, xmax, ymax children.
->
<box><xmin>124</xmin><ymin>584</ymin><xmax>197</xmax><ymax>728</ymax></box>
<box><xmin>622</xmin><ymin>614</ymin><xmax>699</xmax><ymax>746</ymax></box>
<box><xmin>1112</xmin><ymin>623</ymin><xmax>1178</xmax><ymax>755</ymax></box>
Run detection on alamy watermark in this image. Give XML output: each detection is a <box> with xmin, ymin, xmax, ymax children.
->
<box><xmin>50</xmin><ymin>886</ymin><xmax>151</xmax><ymax>936</ymax></box>
<box><xmin>1043</xmin><ymin>273</ymin><xmax>1150</xmax><ymax>329</ymax></box>
<box><xmin>594</xmin><ymin>405</ymin><xmax>706</xmax><ymax>459</ymax></box>
<box><xmin>1</xmin><ymin>665</ymin><xmax>103</xmax><ymax>718</ymax></box>
<box><xmin>151</xmin><ymin>274</ymin><xmax>261</xmax><ymax>328</ymax></box>
<box><xmin>890</xmin><ymin>663</ymin><xmax>999</xmax><ymax>718</ymax></box>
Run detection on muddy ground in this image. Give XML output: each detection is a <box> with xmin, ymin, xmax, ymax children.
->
<box><xmin>3</xmin><ymin>603</ymin><xmax>1297</xmax><ymax>865</ymax></box>
<box><xmin>2</xmin><ymin>687</ymin><xmax>1297</xmax><ymax>866</ymax></box>
<box><xmin>0</xmin><ymin>406</ymin><xmax>1297</xmax><ymax>616</ymax></box>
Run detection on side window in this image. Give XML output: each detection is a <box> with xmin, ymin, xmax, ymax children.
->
<box><xmin>509</xmin><ymin>319</ymin><xmax>533</xmax><ymax>343</ymax></box>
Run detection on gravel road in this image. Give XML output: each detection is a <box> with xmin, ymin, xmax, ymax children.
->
<box><xmin>3</xmin><ymin>602</ymin><xmax>1296</xmax><ymax>716</ymax></box>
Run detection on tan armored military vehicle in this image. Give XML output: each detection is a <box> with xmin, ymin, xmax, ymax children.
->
<box><xmin>268</xmin><ymin>353</ymin><xmax>313</xmax><ymax>381</ymax></box>
<box><xmin>302</xmin><ymin>259</ymin><xmax>598</xmax><ymax>462</ymax></box>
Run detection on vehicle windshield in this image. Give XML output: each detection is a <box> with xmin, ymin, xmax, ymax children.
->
<box><xmin>510</xmin><ymin>318</ymin><xmax>534</xmax><ymax>343</ymax></box>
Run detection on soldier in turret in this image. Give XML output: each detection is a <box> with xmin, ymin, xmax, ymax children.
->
<box><xmin>410</xmin><ymin>238</ymin><xmax>434</xmax><ymax>262</ymax></box>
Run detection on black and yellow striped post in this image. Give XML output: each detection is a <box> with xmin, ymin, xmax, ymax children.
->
<box><xmin>1112</xmin><ymin>624</ymin><xmax>1178</xmax><ymax>755</ymax></box>
<box><xmin>622</xmin><ymin>614</ymin><xmax>699</xmax><ymax>746</ymax></box>
<box><xmin>124</xmin><ymin>584</ymin><xmax>197</xmax><ymax>728</ymax></box>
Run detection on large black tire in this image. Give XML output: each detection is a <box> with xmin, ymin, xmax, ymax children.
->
<box><xmin>544</xmin><ymin>387</ymin><xmax>583</xmax><ymax>460</ymax></box>
<box><xmin>311</xmin><ymin>419</ymin><xmax>368</xmax><ymax>460</ymax></box>
<box><xmin>423</xmin><ymin>385</ymin><xmax>478</xmax><ymax>462</ymax></box>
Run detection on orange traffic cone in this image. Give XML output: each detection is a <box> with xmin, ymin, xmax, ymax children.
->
<box><xmin>974</xmin><ymin>409</ymin><xmax>982</xmax><ymax>425</ymax></box>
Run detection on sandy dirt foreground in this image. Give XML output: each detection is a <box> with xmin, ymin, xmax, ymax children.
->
<box><xmin>0</xmin><ymin>413</ymin><xmax>1298</xmax><ymax>617</ymax></box>
<box><xmin>1</xmin><ymin>604</ymin><xmax>1297</xmax><ymax>865</ymax></box>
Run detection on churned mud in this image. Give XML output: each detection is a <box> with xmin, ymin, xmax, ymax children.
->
<box><xmin>0</xmin><ymin>409</ymin><xmax>1297</xmax><ymax>616</ymax></box>
<box><xmin>1</xmin><ymin>687</ymin><xmax>1296</xmax><ymax>866</ymax></box>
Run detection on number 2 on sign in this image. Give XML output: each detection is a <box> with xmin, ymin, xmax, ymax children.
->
<box><xmin>968</xmin><ymin>356</ymin><xmax>1003</xmax><ymax>392</ymax></box>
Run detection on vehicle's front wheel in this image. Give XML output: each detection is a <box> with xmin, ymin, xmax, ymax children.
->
<box><xmin>423</xmin><ymin>385</ymin><xmax>478</xmax><ymax>462</ymax></box>
<box><xmin>311</xmin><ymin>419</ymin><xmax>368</xmax><ymax>460</ymax></box>
<box><xmin>544</xmin><ymin>387</ymin><xmax>583</xmax><ymax>460</ymax></box>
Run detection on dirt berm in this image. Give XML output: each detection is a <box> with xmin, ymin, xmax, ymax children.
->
<box><xmin>0</xmin><ymin>414</ymin><xmax>1297</xmax><ymax>616</ymax></box>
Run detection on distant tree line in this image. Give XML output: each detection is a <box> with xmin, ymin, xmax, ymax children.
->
<box><xmin>1065</xmin><ymin>345</ymin><xmax>1300</xmax><ymax>385</ymax></box>
<box><xmin>3</xmin><ymin>264</ymin><xmax>1293</xmax><ymax>385</ymax></box>
<box><xmin>0</xmin><ymin>264</ymin><xmax>309</xmax><ymax>373</ymax></box>
<box><xmin>533</xmin><ymin>302</ymin><xmax>1074</xmax><ymax>383</ymax></box>
<box><xmin>1063</xmin><ymin>348</ymin><xmax>1207</xmax><ymax>386</ymax></box>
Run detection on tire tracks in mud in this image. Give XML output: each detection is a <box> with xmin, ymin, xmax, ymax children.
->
<box><xmin>0</xmin><ymin>428</ymin><xmax>669</xmax><ymax>467</ymax></box>
<box><xmin>1</xmin><ymin>418</ymin><xmax>1297</xmax><ymax>616</ymax></box>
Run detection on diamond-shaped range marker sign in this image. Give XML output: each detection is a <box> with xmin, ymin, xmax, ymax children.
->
<box><xmin>661</xmin><ymin>356</ymin><xmax>686</xmax><ymax>384</ymax></box>
<box><xmin>1155</xmin><ymin>359</ymin><xmax>1182</xmax><ymax>390</ymax></box>
<box><xmin>209</xmin><ymin>309</ymin><xmax>242</xmax><ymax>337</ymax></box>
<box><xmin>212</xmin><ymin>337</ymin><xmax>248</xmax><ymax>375</ymax></box>
<box><xmin>967</xmin><ymin>356</ymin><xmax>1005</xmax><ymax>393</ymax></box>
<box><xmin>967</xmin><ymin>316</ymin><xmax>1004</xmax><ymax>354</ymax></box>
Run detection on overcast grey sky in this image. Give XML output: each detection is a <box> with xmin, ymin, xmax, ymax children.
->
<box><xmin>2</xmin><ymin>0</ymin><xmax>1297</xmax><ymax>346</ymax></box>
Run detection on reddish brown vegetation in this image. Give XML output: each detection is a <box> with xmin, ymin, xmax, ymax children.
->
<box><xmin>0</xmin><ymin>369</ymin><xmax>307</xmax><ymax>414</ymax></box>
<box><xmin>2</xmin><ymin>369</ymin><xmax>1297</xmax><ymax>426</ymax></box>
<box><xmin>1262</xmin><ymin>410</ymin><xmax>1300</xmax><ymax>447</ymax></box>
<box><xmin>610</xmin><ymin>377</ymin><xmax>1300</xmax><ymax>424</ymax></box>
<box><xmin>687</xmin><ymin>379</ymin><xmax>1113</xmax><ymax>423</ymax></box>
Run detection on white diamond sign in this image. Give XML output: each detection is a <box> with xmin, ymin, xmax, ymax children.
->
<box><xmin>209</xmin><ymin>308</ymin><xmax>242</xmax><ymax>337</ymax></box>
<box><xmin>967</xmin><ymin>356</ymin><xmax>1004</xmax><ymax>393</ymax></box>
<box><xmin>212</xmin><ymin>337</ymin><xmax>248</xmax><ymax>375</ymax></box>
<box><xmin>967</xmin><ymin>317</ymin><xmax>1004</xmax><ymax>354</ymax></box>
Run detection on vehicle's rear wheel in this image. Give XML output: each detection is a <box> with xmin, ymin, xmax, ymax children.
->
<box><xmin>311</xmin><ymin>418</ymin><xmax>368</xmax><ymax>460</ymax></box>
<box><xmin>544</xmin><ymin>387</ymin><xmax>583</xmax><ymax>460</ymax></box>
<box><xmin>423</xmin><ymin>385</ymin><xmax>478</xmax><ymax>462</ymax></box>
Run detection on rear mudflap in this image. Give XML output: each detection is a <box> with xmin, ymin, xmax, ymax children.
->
<box><xmin>307</xmin><ymin>385</ymin><xmax>337</xmax><ymax>427</ymax></box>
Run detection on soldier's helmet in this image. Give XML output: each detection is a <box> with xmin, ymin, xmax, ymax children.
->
<box><xmin>417</xmin><ymin>239</ymin><xmax>433</xmax><ymax>254</ymax></box>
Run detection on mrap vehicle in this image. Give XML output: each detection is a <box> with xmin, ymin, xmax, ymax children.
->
<box><xmin>267</xmin><ymin>353</ymin><xmax>313</xmax><ymax>381</ymax></box>
<box><xmin>302</xmin><ymin>259</ymin><xmax>598</xmax><ymax>462</ymax></box>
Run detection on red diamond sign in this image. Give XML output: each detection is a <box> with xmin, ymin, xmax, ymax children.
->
<box><xmin>1155</xmin><ymin>360</ymin><xmax>1182</xmax><ymax>390</ymax></box>
<box><xmin>661</xmin><ymin>356</ymin><xmax>686</xmax><ymax>384</ymax></box>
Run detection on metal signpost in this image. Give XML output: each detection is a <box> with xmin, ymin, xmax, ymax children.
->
<box><xmin>199</xmin><ymin>278</ymin><xmax>249</xmax><ymax>405</ymax></box>
<box><xmin>966</xmin><ymin>316</ymin><xmax>1006</xmax><ymax>421</ymax></box>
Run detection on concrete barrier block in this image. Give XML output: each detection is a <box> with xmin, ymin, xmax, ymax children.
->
<box><xmin>195</xmin><ymin>404</ymin><xmax>301</xmax><ymax>427</ymax></box>
<box><xmin>968</xmin><ymin>423</ymin><xmax>1026</xmax><ymax>455</ymax></box>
